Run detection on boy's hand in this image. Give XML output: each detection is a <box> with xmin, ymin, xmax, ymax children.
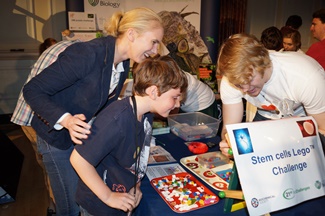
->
<box><xmin>105</xmin><ymin>191</ymin><xmax>137</xmax><ymax>212</ymax></box>
<box><xmin>129</xmin><ymin>182</ymin><xmax>142</xmax><ymax>207</ymax></box>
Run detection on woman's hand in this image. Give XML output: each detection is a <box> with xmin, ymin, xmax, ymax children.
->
<box><xmin>60</xmin><ymin>113</ymin><xmax>91</xmax><ymax>144</ymax></box>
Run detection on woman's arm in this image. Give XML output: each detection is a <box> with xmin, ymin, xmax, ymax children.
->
<box><xmin>23</xmin><ymin>42</ymin><xmax>97</xmax><ymax>127</ymax></box>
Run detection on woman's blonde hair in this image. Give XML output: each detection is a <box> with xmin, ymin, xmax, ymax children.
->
<box><xmin>104</xmin><ymin>7</ymin><xmax>163</xmax><ymax>37</ymax></box>
<box><xmin>217</xmin><ymin>33</ymin><xmax>271</xmax><ymax>86</ymax></box>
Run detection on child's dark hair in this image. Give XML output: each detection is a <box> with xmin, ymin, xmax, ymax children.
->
<box><xmin>39</xmin><ymin>38</ymin><xmax>57</xmax><ymax>55</ymax></box>
<box><xmin>313</xmin><ymin>8</ymin><xmax>325</xmax><ymax>23</ymax></box>
<box><xmin>261</xmin><ymin>26</ymin><xmax>283</xmax><ymax>51</ymax></box>
<box><xmin>285</xmin><ymin>15</ymin><xmax>302</xmax><ymax>30</ymax></box>
<box><xmin>132</xmin><ymin>55</ymin><xmax>188</xmax><ymax>97</ymax></box>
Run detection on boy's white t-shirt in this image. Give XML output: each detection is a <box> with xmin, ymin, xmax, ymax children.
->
<box><xmin>180</xmin><ymin>71</ymin><xmax>216</xmax><ymax>112</ymax></box>
<box><xmin>220</xmin><ymin>51</ymin><xmax>325</xmax><ymax>119</ymax></box>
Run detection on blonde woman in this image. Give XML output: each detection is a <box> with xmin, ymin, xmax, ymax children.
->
<box><xmin>23</xmin><ymin>7</ymin><xmax>164</xmax><ymax>216</ymax></box>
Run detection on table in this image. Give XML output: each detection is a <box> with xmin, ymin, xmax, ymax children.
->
<box><xmin>134</xmin><ymin>133</ymin><xmax>325</xmax><ymax>215</ymax></box>
<box><xmin>0</xmin><ymin>130</ymin><xmax>24</xmax><ymax>204</ymax></box>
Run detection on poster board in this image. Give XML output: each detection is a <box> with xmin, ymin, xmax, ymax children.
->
<box><xmin>226</xmin><ymin>116</ymin><xmax>325</xmax><ymax>215</ymax></box>
<box><xmin>68</xmin><ymin>12</ymin><xmax>96</xmax><ymax>31</ymax></box>
<box><xmin>83</xmin><ymin>0</ymin><xmax>201</xmax><ymax>31</ymax></box>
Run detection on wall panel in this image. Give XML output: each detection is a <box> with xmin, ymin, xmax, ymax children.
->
<box><xmin>0</xmin><ymin>59</ymin><xmax>36</xmax><ymax>114</ymax></box>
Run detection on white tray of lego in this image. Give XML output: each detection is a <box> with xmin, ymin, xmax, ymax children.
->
<box><xmin>180</xmin><ymin>153</ymin><xmax>234</xmax><ymax>191</ymax></box>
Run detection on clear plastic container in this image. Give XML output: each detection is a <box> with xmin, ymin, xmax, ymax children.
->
<box><xmin>197</xmin><ymin>151</ymin><xmax>230</xmax><ymax>169</ymax></box>
<box><xmin>167</xmin><ymin>112</ymin><xmax>221</xmax><ymax>141</ymax></box>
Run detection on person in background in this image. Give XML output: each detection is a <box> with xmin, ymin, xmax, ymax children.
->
<box><xmin>177</xmin><ymin>71</ymin><xmax>221</xmax><ymax>119</ymax></box>
<box><xmin>39</xmin><ymin>37</ymin><xmax>57</xmax><ymax>55</ymax></box>
<box><xmin>11</xmin><ymin>39</ymin><xmax>73</xmax><ymax>216</ymax></box>
<box><xmin>70</xmin><ymin>55</ymin><xmax>188</xmax><ymax>216</ymax></box>
<box><xmin>306</xmin><ymin>8</ymin><xmax>325</xmax><ymax>69</ymax></box>
<box><xmin>260</xmin><ymin>26</ymin><xmax>283</xmax><ymax>51</ymax></box>
<box><xmin>280</xmin><ymin>14</ymin><xmax>303</xmax><ymax>34</ymax></box>
<box><xmin>153</xmin><ymin>43</ymin><xmax>221</xmax><ymax>120</ymax></box>
<box><xmin>255</xmin><ymin>26</ymin><xmax>283</xmax><ymax>122</ymax></box>
<box><xmin>23</xmin><ymin>7</ymin><xmax>163</xmax><ymax>216</ymax></box>
<box><xmin>216</xmin><ymin>33</ymin><xmax>325</xmax><ymax>157</ymax></box>
<box><xmin>280</xmin><ymin>28</ymin><xmax>304</xmax><ymax>53</ymax></box>
<box><xmin>133</xmin><ymin>63</ymin><xmax>221</xmax><ymax>120</ymax></box>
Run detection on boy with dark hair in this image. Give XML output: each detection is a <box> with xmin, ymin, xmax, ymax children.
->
<box><xmin>70</xmin><ymin>55</ymin><xmax>188</xmax><ymax>215</ymax></box>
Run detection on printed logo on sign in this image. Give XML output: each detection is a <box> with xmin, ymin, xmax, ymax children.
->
<box><xmin>251</xmin><ymin>198</ymin><xmax>259</xmax><ymax>208</ymax></box>
<box><xmin>315</xmin><ymin>180</ymin><xmax>322</xmax><ymax>189</ymax></box>
<box><xmin>88</xmin><ymin>0</ymin><xmax>99</xmax><ymax>6</ymax></box>
<box><xmin>283</xmin><ymin>188</ymin><xmax>295</xmax><ymax>200</ymax></box>
<box><xmin>283</xmin><ymin>186</ymin><xmax>310</xmax><ymax>200</ymax></box>
<box><xmin>99</xmin><ymin>1</ymin><xmax>121</xmax><ymax>8</ymax></box>
<box><xmin>250</xmin><ymin>195</ymin><xmax>275</xmax><ymax>208</ymax></box>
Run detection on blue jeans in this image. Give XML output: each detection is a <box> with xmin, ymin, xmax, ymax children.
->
<box><xmin>37</xmin><ymin>135</ymin><xmax>79</xmax><ymax>216</ymax></box>
<box><xmin>80</xmin><ymin>205</ymin><xmax>94</xmax><ymax>216</ymax></box>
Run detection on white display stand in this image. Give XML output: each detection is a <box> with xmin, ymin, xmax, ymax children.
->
<box><xmin>226</xmin><ymin>117</ymin><xmax>325</xmax><ymax>216</ymax></box>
